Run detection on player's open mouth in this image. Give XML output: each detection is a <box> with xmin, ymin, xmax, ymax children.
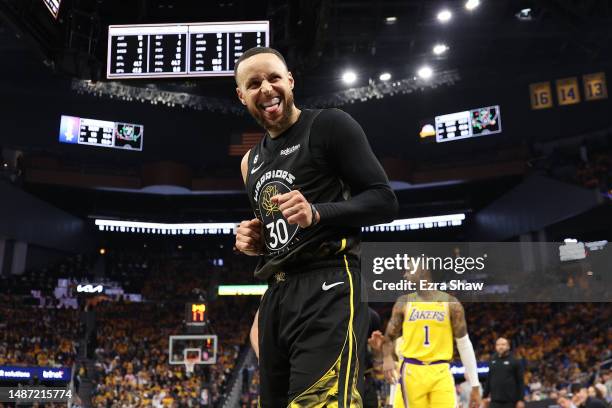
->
<box><xmin>260</xmin><ymin>97</ymin><xmax>281</xmax><ymax>114</ymax></box>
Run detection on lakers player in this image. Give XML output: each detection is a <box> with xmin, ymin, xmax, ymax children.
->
<box><xmin>381</xmin><ymin>268</ymin><xmax>481</xmax><ymax>408</ymax></box>
<box><xmin>388</xmin><ymin>337</ymin><xmax>404</xmax><ymax>407</ymax></box>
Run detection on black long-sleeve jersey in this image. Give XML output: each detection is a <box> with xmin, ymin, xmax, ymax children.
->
<box><xmin>244</xmin><ymin>108</ymin><xmax>398</xmax><ymax>280</ymax></box>
<box><xmin>483</xmin><ymin>352</ymin><xmax>525</xmax><ymax>403</ymax></box>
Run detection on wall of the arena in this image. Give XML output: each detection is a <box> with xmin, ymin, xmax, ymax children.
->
<box><xmin>25</xmin><ymin>244</ymin><xmax>72</xmax><ymax>272</ymax></box>
<box><xmin>0</xmin><ymin>181</ymin><xmax>95</xmax><ymax>253</ymax></box>
<box><xmin>470</xmin><ymin>174</ymin><xmax>604</xmax><ymax>240</ymax></box>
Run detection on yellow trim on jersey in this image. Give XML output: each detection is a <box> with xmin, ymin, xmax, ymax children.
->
<box><xmin>288</xmin><ymin>255</ymin><xmax>361</xmax><ymax>408</ymax></box>
<box><xmin>335</xmin><ymin>237</ymin><xmax>347</xmax><ymax>254</ymax></box>
<box><xmin>343</xmin><ymin>254</ymin><xmax>355</xmax><ymax>407</ymax></box>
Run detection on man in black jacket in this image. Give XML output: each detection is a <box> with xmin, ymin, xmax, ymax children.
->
<box><xmin>483</xmin><ymin>337</ymin><xmax>524</xmax><ymax>408</ymax></box>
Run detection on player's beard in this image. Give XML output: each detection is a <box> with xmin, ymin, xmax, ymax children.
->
<box><xmin>248</xmin><ymin>91</ymin><xmax>296</xmax><ymax>136</ymax></box>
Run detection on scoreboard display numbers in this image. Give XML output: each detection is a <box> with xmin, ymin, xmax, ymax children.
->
<box><xmin>435</xmin><ymin>105</ymin><xmax>502</xmax><ymax>143</ymax></box>
<box><xmin>185</xmin><ymin>303</ymin><xmax>207</xmax><ymax>325</ymax></box>
<box><xmin>58</xmin><ymin>115</ymin><xmax>144</xmax><ymax>151</ymax></box>
<box><xmin>107</xmin><ymin>21</ymin><xmax>269</xmax><ymax>79</ymax></box>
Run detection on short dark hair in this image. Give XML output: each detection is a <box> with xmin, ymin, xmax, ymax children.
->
<box><xmin>234</xmin><ymin>47</ymin><xmax>288</xmax><ymax>84</ymax></box>
<box><xmin>570</xmin><ymin>383</ymin><xmax>583</xmax><ymax>395</ymax></box>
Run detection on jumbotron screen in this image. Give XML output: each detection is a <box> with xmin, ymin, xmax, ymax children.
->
<box><xmin>58</xmin><ymin>115</ymin><xmax>144</xmax><ymax>151</ymax></box>
<box><xmin>106</xmin><ymin>21</ymin><xmax>269</xmax><ymax>79</ymax></box>
<box><xmin>435</xmin><ymin>105</ymin><xmax>502</xmax><ymax>143</ymax></box>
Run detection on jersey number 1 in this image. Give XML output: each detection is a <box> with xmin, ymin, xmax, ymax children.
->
<box><xmin>424</xmin><ymin>325</ymin><xmax>431</xmax><ymax>346</ymax></box>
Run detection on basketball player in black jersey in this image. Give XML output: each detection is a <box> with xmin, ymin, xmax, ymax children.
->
<box><xmin>234</xmin><ymin>47</ymin><xmax>398</xmax><ymax>407</ymax></box>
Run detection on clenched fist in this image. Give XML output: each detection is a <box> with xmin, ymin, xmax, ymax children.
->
<box><xmin>235</xmin><ymin>218</ymin><xmax>264</xmax><ymax>256</ymax></box>
<box><xmin>271</xmin><ymin>190</ymin><xmax>319</xmax><ymax>228</ymax></box>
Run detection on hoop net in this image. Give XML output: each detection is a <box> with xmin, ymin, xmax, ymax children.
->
<box><xmin>185</xmin><ymin>356</ymin><xmax>199</xmax><ymax>375</ymax></box>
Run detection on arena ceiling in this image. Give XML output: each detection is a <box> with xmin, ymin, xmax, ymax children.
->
<box><xmin>1</xmin><ymin>0</ymin><xmax>611</xmax><ymax>99</ymax></box>
<box><xmin>0</xmin><ymin>0</ymin><xmax>610</xmax><ymax>219</ymax></box>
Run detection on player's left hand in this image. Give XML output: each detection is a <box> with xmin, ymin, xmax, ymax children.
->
<box><xmin>469</xmin><ymin>387</ymin><xmax>482</xmax><ymax>408</ymax></box>
<box><xmin>271</xmin><ymin>190</ymin><xmax>319</xmax><ymax>228</ymax></box>
<box><xmin>367</xmin><ymin>330</ymin><xmax>384</xmax><ymax>352</ymax></box>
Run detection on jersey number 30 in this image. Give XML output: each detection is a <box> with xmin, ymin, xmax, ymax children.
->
<box><xmin>266</xmin><ymin>219</ymin><xmax>289</xmax><ymax>249</ymax></box>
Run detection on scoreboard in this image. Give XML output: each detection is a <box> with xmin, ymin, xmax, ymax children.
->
<box><xmin>107</xmin><ymin>21</ymin><xmax>269</xmax><ymax>79</ymax></box>
<box><xmin>435</xmin><ymin>105</ymin><xmax>502</xmax><ymax>143</ymax></box>
<box><xmin>185</xmin><ymin>303</ymin><xmax>207</xmax><ymax>325</ymax></box>
<box><xmin>58</xmin><ymin>115</ymin><xmax>144</xmax><ymax>151</ymax></box>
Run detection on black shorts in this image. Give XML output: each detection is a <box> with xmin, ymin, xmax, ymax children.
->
<box><xmin>258</xmin><ymin>255</ymin><xmax>368</xmax><ymax>407</ymax></box>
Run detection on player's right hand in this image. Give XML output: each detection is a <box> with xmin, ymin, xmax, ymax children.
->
<box><xmin>383</xmin><ymin>357</ymin><xmax>399</xmax><ymax>384</ymax></box>
<box><xmin>469</xmin><ymin>387</ymin><xmax>482</xmax><ymax>408</ymax></box>
<box><xmin>235</xmin><ymin>218</ymin><xmax>264</xmax><ymax>256</ymax></box>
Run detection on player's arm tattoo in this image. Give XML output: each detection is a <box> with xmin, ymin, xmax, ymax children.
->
<box><xmin>449</xmin><ymin>300</ymin><xmax>468</xmax><ymax>338</ymax></box>
<box><xmin>381</xmin><ymin>295</ymin><xmax>407</xmax><ymax>360</ymax></box>
<box><xmin>385</xmin><ymin>299</ymin><xmax>405</xmax><ymax>341</ymax></box>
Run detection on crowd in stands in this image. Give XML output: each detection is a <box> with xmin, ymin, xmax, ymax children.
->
<box><xmin>1</xmin><ymin>245</ymin><xmax>610</xmax><ymax>407</ymax></box>
<box><xmin>369</xmin><ymin>302</ymin><xmax>611</xmax><ymax>405</ymax></box>
<box><xmin>465</xmin><ymin>302</ymin><xmax>611</xmax><ymax>401</ymax></box>
<box><xmin>239</xmin><ymin>369</ymin><xmax>259</xmax><ymax>408</ymax></box>
<box><xmin>536</xmin><ymin>136</ymin><xmax>612</xmax><ymax>194</ymax></box>
<box><xmin>0</xmin><ymin>254</ymin><xmax>94</xmax><ymax>298</ymax></box>
<box><xmin>90</xmin><ymin>296</ymin><xmax>257</xmax><ymax>408</ymax></box>
<box><xmin>575</xmin><ymin>150</ymin><xmax>611</xmax><ymax>192</ymax></box>
<box><xmin>0</xmin><ymin>293</ymin><xmax>78</xmax><ymax>368</ymax></box>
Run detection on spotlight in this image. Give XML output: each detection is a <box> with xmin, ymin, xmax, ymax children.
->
<box><xmin>379</xmin><ymin>72</ymin><xmax>391</xmax><ymax>81</ymax></box>
<box><xmin>99</xmin><ymin>248</ymin><xmax>106</xmax><ymax>255</ymax></box>
<box><xmin>417</xmin><ymin>66</ymin><xmax>433</xmax><ymax>79</ymax></box>
<box><xmin>465</xmin><ymin>0</ymin><xmax>480</xmax><ymax>10</ymax></box>
<box><xmin>342</xmin><ymin>70</ymin><xmax>357</xmax><ymax>85</ymax></box>
<box><xmin>385</xmin><ymin>16</ymin><xmax>397</xmax><ymax>24</ymax></box>
<box><xmin>437</xmin><ymin>9</ymin><xmax>452</xmax><ymax>23</ymax></box>
<box><xmin>433</xmin><ymin>44</ymin><xmax>449</xmax><ymax>55</ymax></box>
<box><xmin>516</xmin><ymin>8</ymin><xmax>532</xmax><ymax>20</ymax></box>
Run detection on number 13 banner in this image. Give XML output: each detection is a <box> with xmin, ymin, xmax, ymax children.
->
<box><xmin>583</xmin><ymin>72</ymin><xmax>608</xmax><ymax>101</ymax></box>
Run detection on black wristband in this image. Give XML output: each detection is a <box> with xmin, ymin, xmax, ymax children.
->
<box><xmin>310</xmin><ymin>203</ymin><xmax>319</xmax><ymax>227</ymax></box>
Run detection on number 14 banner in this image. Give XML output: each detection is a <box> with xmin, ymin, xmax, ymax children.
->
<box><xmin>529</xmin><ymin>72</ymin><xmax>607</xmax><ymax>110</ymax></box>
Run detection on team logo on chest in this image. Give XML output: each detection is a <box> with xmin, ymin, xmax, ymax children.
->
<box><xmin>253</xmin><ymin>169</ymin><xmax>299</xmax><ymax>252</ymax></box>
<box><xmin>408</xmin><ymin>309</ymin><xmax>446</xmax><ymax>322</ymax></box>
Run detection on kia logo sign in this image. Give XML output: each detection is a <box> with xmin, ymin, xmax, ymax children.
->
<box><xmin>77</xmin><ymin>284</ymin><xmax>104</xmax><ymax>293</ymax></box>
